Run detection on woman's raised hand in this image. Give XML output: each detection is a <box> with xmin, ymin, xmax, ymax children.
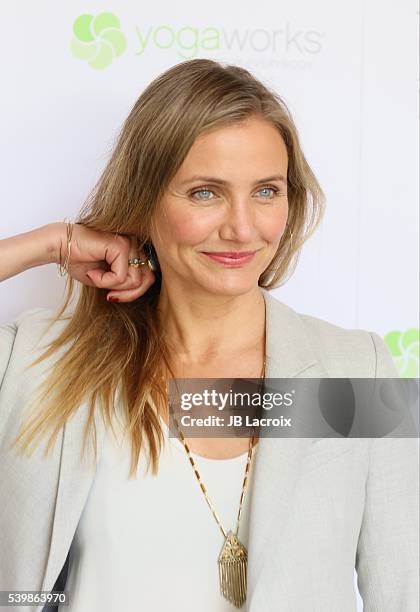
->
<box><xmin>57</xmin><ymin>222</ymin><xmax>156</xmax><ymax>302</ymax></box>
<box><xmin>0</xmin><ymin>222</ymin><xmax>156</xmax><ymax>301</ymax></box>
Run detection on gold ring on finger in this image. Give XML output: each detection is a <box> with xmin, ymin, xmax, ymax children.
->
<box><xmin>128</xmin><ymin>257</ymin><xmax>147</xmax><ymax>268</ymax></box>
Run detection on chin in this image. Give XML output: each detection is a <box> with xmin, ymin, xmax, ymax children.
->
<box><xmin>198</xmin><ymin>277</ymin><xmax>259</xmax><ymax>296</ymax></box>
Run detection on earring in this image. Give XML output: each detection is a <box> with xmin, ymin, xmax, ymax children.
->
<box><xmin>147</xmin><ymin>253</ymin><xmax>159</xmax><ymax>273</ymax></box>
<box><xmin>142</xmin><ymin>241</ymin><xmax>160</xmax><ymax>274</ymax></box>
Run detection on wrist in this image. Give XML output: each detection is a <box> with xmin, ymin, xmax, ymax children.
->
<box><xmin>43</xmin><ymin>222</ymin><xmax>68</xmax><ymax>265</ymax></box>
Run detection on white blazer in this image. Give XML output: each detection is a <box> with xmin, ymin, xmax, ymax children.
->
<box><xmin>0</xmin><ymin>288</ymin><xmax>418</xmax><ymax>612</ymax></box>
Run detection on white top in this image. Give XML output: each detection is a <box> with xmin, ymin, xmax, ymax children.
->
<box><xmin>60</xmin><ymin>413</ymin><xmax>258</xmax><ymax>612</ymax></box>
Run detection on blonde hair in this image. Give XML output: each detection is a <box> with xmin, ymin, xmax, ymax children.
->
<box><xmin>12</xmin><ymin>59</ymin><xmax>325</xmax><ymax>477</ymax></box>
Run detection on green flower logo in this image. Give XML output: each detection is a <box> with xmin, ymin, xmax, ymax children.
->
<box><xmin>384</xmin><ymin>328</ymin><xmax>419</xmax><ymax>378</ymax></box>
<box><xmin>70</xmin><ymin>13</ymin><xmax>126</xmax><ymax>70</ymax></box>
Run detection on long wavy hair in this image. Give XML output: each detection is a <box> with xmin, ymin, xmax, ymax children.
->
<box><xmin>12</xmin><ymin>58</ymin><xmax>325</xmax><ymax>477</ymax></box>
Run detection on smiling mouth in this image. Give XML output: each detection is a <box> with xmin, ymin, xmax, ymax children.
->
<box><xmin>202</xmin><ymin>251</ymin><xmax>257</xmax><ymax>258</ymax></box>
<box><xmin>200</xmin><ymin>251</ymin><xmax>258</xmax><ymax>266</ymax></box>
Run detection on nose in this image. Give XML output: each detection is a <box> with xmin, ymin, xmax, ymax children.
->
<box><xmin>218</xmin><ymin>197</ymin><xmax>260</xmax><ymax>243</ymax></box>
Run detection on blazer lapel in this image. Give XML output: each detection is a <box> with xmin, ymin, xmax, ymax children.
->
<box><xmin>246</xmin><ymin>290</ymin><xmax>328</xmax><ymax>604</ymax></box>
<box><xmin>40</xmin><ymin>405</ymin><xmax>107</xmax><ymax>593</ymax></box>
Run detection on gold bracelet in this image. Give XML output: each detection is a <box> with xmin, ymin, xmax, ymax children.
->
<box><xmin>57</xmin><ymin>218</ymin><xmax>74</xmax><ymax>277</ymax></box>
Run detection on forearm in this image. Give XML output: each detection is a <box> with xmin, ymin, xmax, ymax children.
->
<box><xmin>0</xmin><ymin>222</ymin><xmax>64</xmax><ymax>282</ymax></box>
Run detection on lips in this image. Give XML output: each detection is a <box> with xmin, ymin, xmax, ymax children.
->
<box><xmin>202</xmin><ymin>251</ymin><xmax>256</xmax><ymax>258</ymax></box>
<box><xmin>201</xmin><ymin>251</ymin><xmax>257</xmax><ymax>266</ymax></box>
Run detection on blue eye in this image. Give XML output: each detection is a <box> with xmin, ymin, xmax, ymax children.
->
<box><xmin>257</xmin><ymin>187</ymin><xmax>279</xmax><ymax>198</ymax></box>
<box><xmin>191</xmin><ymin>188</ymin><xmax>214</xmax><ymax>200</ymax></box>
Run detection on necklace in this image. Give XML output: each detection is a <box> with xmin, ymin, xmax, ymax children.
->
<box><xmin>169</xmin><ymin>337</ymin><xmax>266</xmax><ymax>608</ymax></box>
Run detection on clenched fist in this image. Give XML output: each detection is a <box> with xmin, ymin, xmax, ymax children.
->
<box><xmin>55</xmin><ymin>222</ymin><xmax>157</xmax><ymax>302</ymax></box>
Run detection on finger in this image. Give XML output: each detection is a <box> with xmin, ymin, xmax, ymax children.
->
<box><xmin>86</xmin><ymin>267</ymin><xmax>120</xmax><ymax>286</ymax></box>
<box><xmin>92</xmin><ymin>239</ymin><xmax>129</xmax><ymax>287</ymax></box>
<box><xmin>86</xmin><ymin>264</ymin><xmax>137</xmax><ymax>291</ymax></box>
<box><xmin>106</xmin><ymin>273</ymin><xmax>156</xmax><ymax>302</ymax></box>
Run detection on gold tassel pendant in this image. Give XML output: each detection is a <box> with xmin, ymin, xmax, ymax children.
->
<box><xmin>218</xmin><ymin>530</ymin><xmax>248</xmax><ymax>608</ymax></box>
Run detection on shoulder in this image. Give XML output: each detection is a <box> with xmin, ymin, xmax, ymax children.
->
<box><xmin>1</xmin><ymin>306</ymin><xmax>66</xmax><ymax>350</ymax></box>
<box><xmin>262</xmin><ymin>289</ymin><xmax>399</xmax><ymax>378</ymax></box>
<box><xmin>300</xmin><ymin>310</ymin><xmax>398</xmax><ymax>377</ymax></box>
<box><xmin>0</xmin><ymin>308</ymin><xmax>69</xmax><ymax>388</ymax></box>
<box><xmin>1</xmin><ymin>307</ymin><xmax>56</xmax><ymax>335</ymax></box>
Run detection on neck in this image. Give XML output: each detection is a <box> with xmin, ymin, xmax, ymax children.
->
<box><xmin>157</xmin><ymin>283</ymin><xmax>266</xmax><ymax>363</ymax></box>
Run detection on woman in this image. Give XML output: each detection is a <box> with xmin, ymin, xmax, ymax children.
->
<box><xmin>0</xmin><ymin>59</ymin><xmax>418</xmax><ymax>612</ymax></box>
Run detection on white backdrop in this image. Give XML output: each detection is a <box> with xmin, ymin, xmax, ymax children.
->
<box><xmin>0</xmin><ymin>1</ymin><xmax>418</xmax><ymax>607</ymax></box>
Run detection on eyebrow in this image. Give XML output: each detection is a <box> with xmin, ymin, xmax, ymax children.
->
<box><xmin>180</xmin><ymin>174</ymin><xmax>287</xmax><ymax>186</ymax></box>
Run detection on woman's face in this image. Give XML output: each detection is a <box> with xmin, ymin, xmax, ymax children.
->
<box><xmin>150</xmin><ymin>115</ymin><xmax>289</xmax><ymax>296</ymax></box>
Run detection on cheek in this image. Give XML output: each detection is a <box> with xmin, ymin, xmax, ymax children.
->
<box><xmin>160</xmin><ymin>208</ymin><xmax>217</xmax><ymax>245</ymax></box>
<box><xmin>262</xmin><ymin>210</ymin><xmax>288</xmax><ymax>243</ymax></box>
